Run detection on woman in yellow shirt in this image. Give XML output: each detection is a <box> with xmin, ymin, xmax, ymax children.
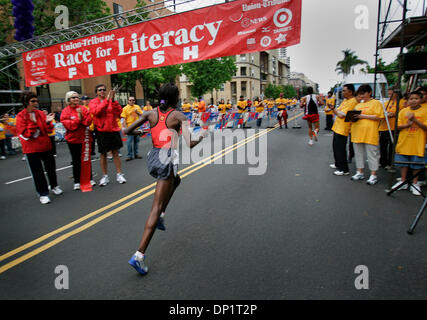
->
<box><xmin>350</xmin><ymin>84</ymin><xmax>384</xmax><ymax>185</ymax></box>
<box><xmin>392</xmin><ymin>91</ymin><xmax>427</xmax><ymax>196</ymax></box>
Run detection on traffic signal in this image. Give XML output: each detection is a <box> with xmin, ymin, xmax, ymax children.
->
<box><xmin>12</xmin><ymin>0</ymin><xmax>35</xmax><ymax>41</ymax></box>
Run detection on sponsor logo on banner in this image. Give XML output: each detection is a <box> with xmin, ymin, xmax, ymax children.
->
<box><xmin>23</xmin><ymin>0</ymin><xmax>301</xmax><ymax>87</ymax></box>
<box><xmin>260</xmin><ymin>36</ymin><xmax>272</xmax><ymax>47</ymax></box>
<box><xmin>273</xmin><ymin>8</ymin><xmax>293</xmax><ymax>28</ymax></box>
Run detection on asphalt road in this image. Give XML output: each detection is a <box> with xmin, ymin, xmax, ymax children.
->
<box><xmin>0</xmin><ymin>113</ymin><xmax>426</xmax><ymax>300</ymax></box>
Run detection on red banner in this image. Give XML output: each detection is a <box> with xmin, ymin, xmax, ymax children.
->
<box><xmin>23</xmin><ymin>0</ymin><xmax>301</xmax><ymax>87</ymax></box>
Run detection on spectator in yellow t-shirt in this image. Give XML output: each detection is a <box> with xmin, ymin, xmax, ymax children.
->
<box><xmin>392</xmin><ymin>91</ymin><xmax>427</xmax><ymax>196</ymax></box>
<box><xmin>275</xmin><ymin>93</ymin><xmax>288</xmax><ymax>129</ymax></box>
<box><xmin>226</xmin><ymin>99</ymin><xmax>232</xmax><ymax>112</ymax></box>
<box><xmin>324</xmin><ymin>91</ymin><xmax>335</xmax><ymax>131</ymax></box>
<box><xmin>379</xmin><ymin>88</ymin><xmax>404</xmax><ymax>169</ymax></box>
<box><xmin>236</xmin><ymin>96</ymin><xmax>248</xmax><ymax>128</ymax></box>
<box><xmin>330</xmin><ymin>84</ymin><xmax>358</xmax><ymax>176</ymax></box>
<box><xmin>254</xmin><ymin>97</ymin><xmax>264</xmax><ymax>128</ymax></box>
<box><xmin>121</xmin><ymin>96</ymin><xmax>143</xmax><ymax>161</ymax></box>
<box><xmin>144</xmin><ymin>100</ymin><xmax>153</xmax><ymax>112</ymax></box>
<box><xmin>181</xmin><ymin>99</ymin><xmax>191</xmax><ymax>113</ymax></box>
<box><xmin>350</xmin><ymin>84</ymin><xmax>384</xmax><ymax>185</ymax></box>
<box><xmin>417</xmin><ymin>86</ymin><xmax>427</xmax><ymax>108</ymax></box>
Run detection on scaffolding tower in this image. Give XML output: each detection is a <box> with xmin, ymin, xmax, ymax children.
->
<box><xmin>375</xmin><ymin>0</ymin><xmax>427</xmax><ymax>234</ymax></box>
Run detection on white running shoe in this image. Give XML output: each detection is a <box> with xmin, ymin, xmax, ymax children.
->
<box><xmin>99</xmin><ymin>175</ymin><xmax>109</xmax><ymax>186</ymax></box>
<box><xmin>417</xmin><ymin>180</ymin><xmax>426</xmax><ymax>187</ymax></box>
<box><xmin>73</xmin><ymin>183</ymin><xmax>81</xmax><ymax>190</ymax></box>
<box><xmin>22</xmin><ymin>156</ymin><xmax>26</xmax><ymax>161</ymax></box>
<box><xmin>329</xmin><ymin>164</ymin><xmax>337</xmax><ymax>169</ymax></box>
<box><xmin>351</xmin><ymin>172</ymin><xmax>365</xmax><ymax>181</ymax></box>
<box><xmin>410</xmin><ymin>185</ymin><xmax>422</xmax><ymax>196</ymax></box>
<box><xmin>90</xmin><ymin>180</ymin><xmax>96</xmax><ymax>186</ymax></box>
<box><xmin>308</xmin><ymin>139</ymin><xmax>314</xmax><ymax>146</ymax></box>
<box><xmin>333</xmin><ymin>170</ymin><xmax>349</xmax><ymax>176</ymax></box>
<box><xmin>391</xmin><ymin>181</ymin><xmax>408</xmax><ymax>191</ymax></box>
<box><xmin>39</xmin><ymin>196</ymin><xmax>51</xmax><ymax>204</ymax></box>
<box><xmin>0</xmin><ymin>156</ymin><xmax>6</xmax><ymax>160</ymax></box>
<box><xmin>366</xmin><ymin>175</ymin><xmax>378</xmax><ymax>185</ymax></box>
<box><xmin>116</xmin><ymin>173</ymin><xmax>127</xmax><ymax>184</ymax></box>
<box><xmin>51</xmin><ymin>186</ymin><xmax>63</xmax><ymax>195</ymax></box>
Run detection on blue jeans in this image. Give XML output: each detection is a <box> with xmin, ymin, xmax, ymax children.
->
<box><xmin>126</xmin><ymin>135</ymin><xmax>140</xmax><ymax>158</ymax></box>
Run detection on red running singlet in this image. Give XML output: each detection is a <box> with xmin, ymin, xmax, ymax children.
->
<box><xmin>151</xmin><ymin>107</ymin><xmax>175</xmax><ymax>149</ymax></box>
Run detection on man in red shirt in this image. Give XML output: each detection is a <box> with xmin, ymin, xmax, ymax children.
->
<box><xmin>89</xmin><ymin>84</ymin><xmax>126</xmax><ymax>186</ymax></box>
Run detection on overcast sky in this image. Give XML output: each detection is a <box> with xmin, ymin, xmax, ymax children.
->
<box><xmin>170</xmin><ymin>0</ymin><xmax>424</xmax><ymax>93</ymax></box>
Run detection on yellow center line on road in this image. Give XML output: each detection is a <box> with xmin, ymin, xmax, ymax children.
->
<box><xmin>0</xmin><ymin>112</ymin><xmax>302</xmax><ymax>274</ymax></box>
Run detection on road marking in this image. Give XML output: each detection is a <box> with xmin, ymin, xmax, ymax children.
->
<box><xmin>4</xmin><ymin>159</ymin><xmax>98</xmax><ymax>185</ymax></box>
<box><xmin>0</xmin><ymin>115</ymin><xmax>302</xmax><ymax>274</ymax></box>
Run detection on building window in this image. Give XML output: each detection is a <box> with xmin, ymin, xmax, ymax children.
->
<box><xmin>220</xmin><ymin>84</ymin><xmax>225</xmax><ymax>92</ymax></box>
<box><xmin>241</xmin><ymin>67</ymin><xmax>247</xmax><ymax>76</ymax></box>
<box><xmin>69</xmin><ymin>80</ymin><xmax>82</xmax><ymax>94</ymax></box>
<box><xmin>231</xmin><ymin>82</ymin><xmax>237</xmax><ymax>95</ymax></box>
<box><xmin>240</xmin><ymin>54</ymin><xmax>247</xmax><ymax>61</ymax></box>
<box><xmin>241</xmin><ymin>81</ymin><xmax>247</xmax><ymax>96</ymax></box>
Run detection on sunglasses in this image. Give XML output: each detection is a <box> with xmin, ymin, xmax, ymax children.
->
<box><xmin>29</xmin><ymin>99</ymin><xmax>38</xmax><ymax>103</ymax></box>
<box><xmin>97</xmin><ymin>88</ymin><xmax>107</xmax><ymax>92</ymax></box>
<box><xmin>71</xmin><ymin>96</ymin><xmax>80</xmax><ymax>99</ymax></box>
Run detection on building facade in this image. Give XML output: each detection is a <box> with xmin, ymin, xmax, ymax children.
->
<box><xmin>289</xmin><ymin>72</ymin><xmax>319</xmax><ymax>96</ymax></box>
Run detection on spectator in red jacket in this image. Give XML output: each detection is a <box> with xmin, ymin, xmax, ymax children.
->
<box><xmin>16</xmin><ymin>91</ymin><xmax>63</xmax><ymax>204</ymax></box>
<box><xmin>89</xmin><ymin>84</ymin><xmax>126</xmax><ymax>186</ymax></box>
<box><xmin>61</xmin><ymin>91</ymin><xmax>96</xmax><ymax>190</ymax></box>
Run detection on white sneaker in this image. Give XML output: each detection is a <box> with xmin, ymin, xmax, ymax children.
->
<box><xmin>410</xmin><ymin>185</ymin><xmax>422</xmax><ymax>196</ymax></box>
<box><xmin>417</xmin><ymin>180</ymin><xmax>426</xmax><ymax>187</ymax></box>
<box><xmin>308</xmin><ymin>139</ymin><xmax>314</xmax><ymax>145</ymax></box>
<box><xmin>22</xmin><ymin>156</ymin><xmax>26</xmax><ymax>161</ymax></box>
<box><xmin>51</xmin><ymin>186</ymin><xmax>63</xmax><ymax>195</ymax></box>
<box><xmin>0</xmin><ymin>156</ymin><xmax>6</xmax><ymax>160</ymax></box>
<box><xmin>99</xmin><ymin>175</ymin><xmax>109</xmax><ymax>186</ymax></box>
<box><xmin>73</xmin><ymin>183</ymin><xmax>81</xmax><ymax>190</ymax></box>
<box><xmin>351</xmin><ymin>172</ymin><xmax>365</xmax><ymax>181</ymax></box>
<box><xmin>329</xmin><ymin>164</ymin><xmax>336</xmax><ymax>169</ymax></box>
<box><xmin>366</xmin><ymin>175</ymin><xmax>378</xmax><ymax>185</ymax></box>
<box><xmin>334</xmin><ymin>170</ymin><xmax>349</xmax><ymax>176</ymax></box>
<box><xmin>391</xmin><ymin>181</ymin><xmax>408</xmax><ymax>191</ymax></box>
<box><xmin>116</xmin><ymin>173</ymin><xmax>127</xmax><ymax>184</ymax></box>
<box><xmin>39</xmin><ymin>196</ymin><xmax>51</xmax><ymax>204</ymax></box>
<box><xmin>90</xmin><ymin>180</ymin><xmax>96</xmax><ymax>186</ymax></box>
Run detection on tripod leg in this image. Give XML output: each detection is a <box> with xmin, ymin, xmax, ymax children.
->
<box><xmin>407</xmin><ymin>197</ymin><xmax>427</xmax><ymax>235</ymax></box>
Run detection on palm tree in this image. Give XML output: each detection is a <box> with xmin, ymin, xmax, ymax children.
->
<box><xmin>335</xmin><ymin>49</ymin><xmax>368</xmax><ymax>77</ymax></box>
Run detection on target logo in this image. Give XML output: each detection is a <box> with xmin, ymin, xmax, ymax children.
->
<box><xmin>260</xmin><ymin>36</ymin><xmax>272</xmax><ymax>47</ymax></box>
<box><xmin>273</xmin><ymin>9</ymin><xmax>293</xmax><ymax>28</ymax></box>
